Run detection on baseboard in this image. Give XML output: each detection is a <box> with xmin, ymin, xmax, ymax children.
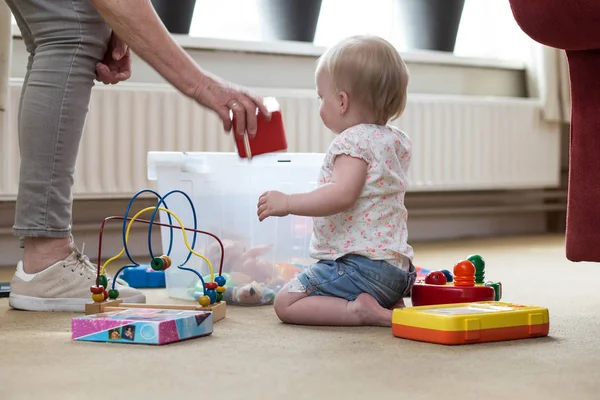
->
<box><xmin>0</xmin><ymin>189</ymin><xmax>567</xmax><ymax>268</ymax></box>
<box><xmin>408</xmin><ymin>213</ymin><xmax>549</xmax><ymax>241</ymax></box>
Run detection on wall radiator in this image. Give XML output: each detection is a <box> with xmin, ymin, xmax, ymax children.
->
<box><xmin>0</xmin><ymin>80</ymin><xmax>562</xmax><ymax>201</ymax></box>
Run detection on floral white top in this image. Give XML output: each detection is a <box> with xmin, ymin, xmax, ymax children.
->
<box><xmin>309</xmin><ymin>123</ymin><xmax>414</xmax><ymax>271</ymax></box>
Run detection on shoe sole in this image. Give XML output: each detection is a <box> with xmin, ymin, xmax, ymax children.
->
<box><xmin>8</xmin><ymin>293</ymin><xmax>147</xmax><ymax>313</ymax></box>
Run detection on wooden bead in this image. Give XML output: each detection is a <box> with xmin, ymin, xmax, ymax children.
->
<box><xmin>206</xmin><ymin>289</ymin><xmax>217</xmax><ymax>304</ymax></box>
<box><xmin>99</xmin><ymin>274</ymin><xmax>108</xmax><ymax>288</ymax></box>
<box><xmin>151</xmin><ymin>257</ymin><xmax>164</xmax><ymax>271</ymax></box>
<box><xmin>216</xmin><ymin>293</ymin><xmax>223</xmax><ymax>302</ymax></box>
<box><xmin>90</xmin><ymin>285</ymin><xmax>104</xmax><ymax>294</ymax></box>
<box><xmin>215</xmin><ymin>276</ymin><xmax>226</xmax><ymax>286</ymax></box>
<box><xmin>92</xmin><ymin>293</ymin><xmax>105</xmax><ymax>303</ymax></box>
<box><xmin>216</xmin><ymin>286</ymin><xmax>226</xmax><ymax>293</ymax></box>
<box><xmin>205</xmin><ymin>282</ymin><xmax>218</xmax><ymax>290</ymax></box>
<box><xmin>108</xmin><ymin>289</ymin><xmax>119</xmax><ymax>299</ymax></box>
<box><xmin>198</xmin><ymin>296</ymin><xmax>211</xmax><ymax>307</ymax></box>
<box><xmin>161</xmin><ymin>255</ymin><xmax>172</xmax><ymax>269</ymax></box>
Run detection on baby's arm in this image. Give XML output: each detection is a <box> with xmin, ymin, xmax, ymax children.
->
<box><xmin>288</xmin><ymin>155</ymin><xmax>367</xmax><ymax>217</ymax></box>
<box><xmin>257</xmin><ymin>155</ymin><xmax>367</xmax><ymax>221</ymax></box>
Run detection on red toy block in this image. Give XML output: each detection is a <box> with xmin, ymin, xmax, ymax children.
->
<box><xmin>232</xmin><ymin>97</ymin><xmax>287</xmax><ymax>160</ymax></box>
<box><xmin>411</xmin><ymin>283</ymin><xmax>496</xmax><ymax>307</ymax></box>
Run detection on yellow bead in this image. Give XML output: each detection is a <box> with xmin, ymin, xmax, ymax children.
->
<box><xmin>92</xmin><ymin>293</ymin><xmax>104</xmax><ymax>303</ymax></box>
<box><xmin>198</xmin><ymin>296</ymin><xmax>211</xmax><ymax>307</ymax></box>
<box><xmin>216</xmin><ymin>286</ymin><xmax>226</xmax><ymax>293</ymax></box>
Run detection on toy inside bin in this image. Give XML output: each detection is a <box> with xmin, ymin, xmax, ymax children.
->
<box><xmin>146</xmin><ymin>151</ymin><xmax>325</xmax><ymax>305</ymax></box>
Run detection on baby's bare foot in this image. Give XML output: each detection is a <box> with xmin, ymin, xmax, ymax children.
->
<box><xmin>350</xmin><ymin>293</ymin><xmax>393</xmax><ymax>327</ymax></box>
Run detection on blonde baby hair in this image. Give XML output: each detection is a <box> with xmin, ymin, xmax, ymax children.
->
<box><xmin>316</xmin><ymin>35</ymin><xmax>409</xmax><ymax>124</ymax></box>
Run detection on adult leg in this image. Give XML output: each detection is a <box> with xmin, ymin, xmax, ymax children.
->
<box><xmin>11</xmin><ymin>0</ymin><xmax>109</xmax><ymax>264</ymax></box>
<box><xmin>7</xmin><ymin>0</ymin><xmax>145</xmax><ymax>311</ymax></box>
<box><xmin>9</xmin><ymin>0</ymin><xmax>71</xmax><ymax>268</ymax></box>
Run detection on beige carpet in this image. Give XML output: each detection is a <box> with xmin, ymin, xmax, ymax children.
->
<box><xmin>1</xmin><ymin>234</ymin><xmax>599</xmax><ymax>400</ymax></box>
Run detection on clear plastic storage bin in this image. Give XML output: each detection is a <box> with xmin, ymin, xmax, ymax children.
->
<box><xmin>146</xmin><ymin>151</ymin><xmax>325</xmax><ymax>305</ymax></box>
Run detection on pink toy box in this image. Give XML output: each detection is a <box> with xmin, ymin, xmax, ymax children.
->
<box><xmin>71</xmin><ymin>308</ymin><xmax>213</xmax><ymax>345</ymax></box>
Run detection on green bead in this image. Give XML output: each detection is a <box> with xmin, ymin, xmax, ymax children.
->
<box><xmin>99</xmin><ymin>274</ymin><xmax>108</xmax><ymax>288</ymax></box>
<box><xmin>468</xmin><ymin>255</ymin><xmax>485</xmax><ymax>284</ymax></box>
<box><xmin>216</xmin><ymin>293</ymin><xmax>223</xmax><ymax>302</ymax></box>
<box><xmin>467</xmin><ymin>254</ymin><xmax>485</xmax><ymax>269</ymax></box>
<box><xmin>108</xmin><ymin>289</ymin><xmax>119</xmax><ymax>299</ymax></box>
<box><xmin>475</xmin><ymin>272</ymin><xmax>485</xmax><ymax>284</ymax></box>
<box><xmin>485</xmin><ymin>282</ymin><xmax>501</xmax><ymax>301</ymax></box>
<box><xmin>151</xmin><ymin>257</ymin><xmax>164</xmax><ymax>271</ymax></box>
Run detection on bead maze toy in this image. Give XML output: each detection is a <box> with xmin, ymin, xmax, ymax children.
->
<box><xmin>232</xmin><ymin>97</ymin><xmax>288</xmax><ymax>160</ymax></box>
<box><xmin>83</xmin><ymin>189</ymin><xmax>228</xmax><ymax>322</ymax></box>
<box><xmin>120</xmin><ymin>264</ymin><xmax>166</xmax><ymax>288</ymax></box>
<box><xmin>410</xmin><ymin>254</ymin><xmax>502</xmax><ymax>307</ymax></box>
<box><xmin>392</xmin><ymin>301</ymin><xmax>550</xmax><ymax>345</ymax></box>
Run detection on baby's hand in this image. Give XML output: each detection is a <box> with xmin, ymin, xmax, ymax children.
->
<box><xmin>257</xmin><ymin>191</ymin><xmax>290</xmax><ymax>221</ymax></box>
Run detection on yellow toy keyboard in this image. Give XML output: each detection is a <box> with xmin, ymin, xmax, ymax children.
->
<box><xmin>392</xmin><ymin>301</ymin><xmax>549</xmax><ymax>345</ymax></box>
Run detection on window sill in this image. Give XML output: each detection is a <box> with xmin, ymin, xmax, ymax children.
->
<box><xmin>9</xmin><ymin>23</ymin><xmax>528</xmax><ymax>97</ymax></box>
<box><xmin>11</xmin><ymin>23</ymin><xmax>525</xmax><ymax>71</ymax></box>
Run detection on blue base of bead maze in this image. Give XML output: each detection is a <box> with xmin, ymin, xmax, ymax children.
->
<box><xmin>120</xmin><ymin>264</ymin><xmax>166</xmax><ymax>289</ymax></box>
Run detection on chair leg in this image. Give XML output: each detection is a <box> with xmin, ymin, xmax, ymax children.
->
<box><xmin>564</xmin><ymin>49</ymin><xmax>600</xmax><ymax>262</ymax></box>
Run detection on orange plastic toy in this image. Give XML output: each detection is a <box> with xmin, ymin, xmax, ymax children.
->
<box><xmin>453</xmin><ymin>259</ymin><xmax>475</xmax><ymax>286</ymax></box>
<box><xmin>392</xmin><ymin>301</ymin><xmax>550</xmax><ymax>345</ymax></box>
<box><xmin>232</xmin><ymin>97</ymin><xmax>287</xmax><ymax>160</ymax></box>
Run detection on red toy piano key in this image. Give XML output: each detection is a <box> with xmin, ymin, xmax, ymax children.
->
<box><xmin>232</xmin><ymin>97</ymin><xmax>287</xmax><ymax>160</ymax></box>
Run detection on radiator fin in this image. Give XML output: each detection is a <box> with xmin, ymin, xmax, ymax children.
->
<box><xmin>0</xmin><ymin>81</ymin><xmax>561</xmax><ymax>200</ymax></box>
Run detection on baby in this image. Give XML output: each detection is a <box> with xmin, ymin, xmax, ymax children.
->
<box><xmin>256</xmin><ymin>35</ymin><xmax>416</xmax><ymax>327</ymax></box>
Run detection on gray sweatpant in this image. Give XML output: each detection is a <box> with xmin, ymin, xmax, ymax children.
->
<box><xmin>5</xmin><ymin>0</ymin><xmax>111</xmax><ymax>238</ymax></box>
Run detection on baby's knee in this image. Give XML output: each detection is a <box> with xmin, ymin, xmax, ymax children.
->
<box><xmin>273</xmin><ymin>285</ymin><xmax>306</xmax><ymax>323</ymax></box>
<box><xmin>273</xmin><ymin>289</ymin><xmax>291</xmax><ymax>322</ymax></box>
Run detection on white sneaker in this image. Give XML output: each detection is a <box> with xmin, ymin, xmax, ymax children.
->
<box><xmin>9</xmin><ymin>242</ymin><xmax>146</xmax><ymax>312</ymax></box>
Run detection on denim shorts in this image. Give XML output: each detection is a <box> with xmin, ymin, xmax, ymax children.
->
<box><xmin>294</xmin><ymin>254</ymin><xmax>417</xmax><ymax>309</ymax></box>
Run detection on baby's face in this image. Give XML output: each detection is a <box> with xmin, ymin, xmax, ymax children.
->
<box><xmin>315</xmin><ymin>69</ymin><xmax>344</xmax><ymax>134</ymax></box>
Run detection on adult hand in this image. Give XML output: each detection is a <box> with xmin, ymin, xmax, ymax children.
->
<box><xmin>89</xmin><ymin>0</ymin><xmax>268</xmax><ymax>136</ymax></box>
<box><xmin>96</xmin><ymin>32</ymin><xmax>132</xmax><ymax>85</ymax></box>
<box><xmin>257</xmin><ymin>191</ymin><xmax>290</xmax><ymax>221</ymax></box>
<box><xmin>193</xmin><ymin>76</ymin><xmax>271</xmax><ymax>137</ymax></box>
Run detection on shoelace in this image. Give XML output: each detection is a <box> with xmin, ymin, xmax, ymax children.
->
<box><xmin>69</xmin><ymin>256</ymin><xmax>96</xmax><ymax>279</ymax></box>
<box><xmin>72</xmin><ymin>242</ymin><xmax>95</xmax><ymax>272</ymax></box>
<box><xmin>72</xmin><ymin>242</ymin><xmax>128</xmax><ymax>286</ymax></box>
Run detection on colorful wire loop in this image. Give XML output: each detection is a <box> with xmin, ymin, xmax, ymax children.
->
<box><xmin>91</xmin><ymin>189</ymin><xmax>227</xmax><ymax>306</ymax></box>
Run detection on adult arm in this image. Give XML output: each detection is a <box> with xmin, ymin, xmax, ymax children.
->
<box><xmin>90</xmin><ymin>0</ymin><xmax>269</xmax><ymax>136</ymax></box>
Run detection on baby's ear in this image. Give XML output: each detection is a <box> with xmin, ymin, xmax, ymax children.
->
<box><xmin>338</xmin><ymin>91</ymin><xmax>349</xmax><ymax>115</ymax></box>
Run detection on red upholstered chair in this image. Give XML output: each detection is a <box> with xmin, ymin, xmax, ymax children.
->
<box><xmin>508</xmin><ymin>0</ymin><xmax>600</xmax><ymax>262</ymax></box>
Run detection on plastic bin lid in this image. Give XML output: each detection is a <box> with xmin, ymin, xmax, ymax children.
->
<box><xmin>147</xmin><ymin>151</ymin><xmax>326</xmax><ymax>180</ymax></box>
